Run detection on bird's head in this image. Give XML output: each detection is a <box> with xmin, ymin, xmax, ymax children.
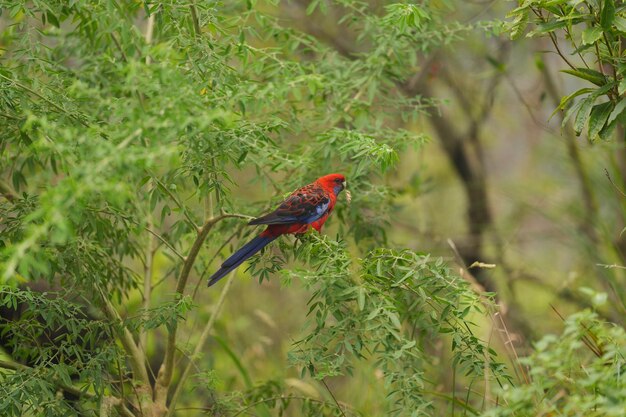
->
<box><xmin>317</xmin><ymin>173</ymin><xmax>346</xmax><ymax>196</ymax></box>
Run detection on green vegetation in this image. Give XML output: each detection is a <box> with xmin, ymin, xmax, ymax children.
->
<box><xmin>0</xmin><ymin>1</ymin><xmax>624</xmax><ymax>416</ymax></box>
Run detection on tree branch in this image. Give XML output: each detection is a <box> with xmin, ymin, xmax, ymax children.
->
<box><xmin>0</xmin><ymin>359</ymin><xmax>92</xmax><ymax>399</ymax></box>
<box><xmin>0</xmin><ymin>359</ymin><xmax>136</xmax><ymax>416</ymax></box>
<box><xmin>0</xmin><ymin>178</ymin><xmax>18</xmax><ymax>202</ymax></box>
<box><xmin>540</xmin><ymin>54</ymin><xmax>598</xmax><ymax>242</ymax></box>
<box><xmin>98</xmin><ymin>288</ymin><xmax>149</xmax><ymax>383</ymax></box>
<box><xmin>166</xmin><ymin>270</ymin><xmax>236</xmax><ymax>416</ymax></box>
<box><xmin>154</xmin><ymin>213</ymin><xmax>253</xmax><ymax>413</ymax></box>
<box><xmin>95</xmin><ymin>286</ymin><xmax>152</xmax><ymax>415</ymax></box>
<box><xmin>189</xmin><ymin>3</ymin><xmax>201</xmax><ymax>37</ymax></box>
<box><xmin>140</xmin><ymin>216</ymin><xmax>156</xmax><ymax>351</ymax></box>
<box><xmin>0</xmin><ymin>73</ymin><xmax>93</xmax><ymax>129</ymax></box>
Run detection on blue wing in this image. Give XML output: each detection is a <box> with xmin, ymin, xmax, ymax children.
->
<box><xmin>249</xmin><ymin>184</ymin><xmax>330</xmax><ymax>226</ymax></box>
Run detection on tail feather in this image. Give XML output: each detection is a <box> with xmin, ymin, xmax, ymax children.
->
<box><xmin>207</xmin><ymin>235</ymin><xmax>276</xmax><ymax>287</ymax></box>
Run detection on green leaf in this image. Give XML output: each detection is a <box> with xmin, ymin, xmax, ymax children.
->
<box><xmin>46</xmin><ymin>11</ymin><xmax>60</xmax><ymax>28</ymax></box>
<box><xmin>588</xmin><ymin>101</ymin><xmax>613</xmax><ymax>141</ymax></box>
<box><xmin>600</xmin><ymin>0</ymin><xmax>615</xmax><ymax>30</ymax></box>
<box><xmin>573</xmin><ymin>84</ymin><xmax>613</xmax><ymax>135</ymax></box>
<box><xmin>306</xmin><ymin>0</ymin><xmax>319</xmax><ymax>15</ymax></box>
<box><xmin>530</xmin><ymin>19</ymin><xmax>568</xmax><ymax>36</ymax></box>
<box><xmin>619</xmin><ymin>78</ymin><xmax>626</xmax><ymax>95</ymax></box>
<box><xmin>551</xmin><ymin>87</ymin><xmax>593</xmax><ymax>120</ymax></box>
<box><xmin>599</xmin><ymin>116</ymin><xmax>619</xmax><ymax>140</ymax></box>
<box><xmin>607</xmin><ymin>98</ymin><xmax>626</xmax><ymax>125</ymax></box>
<box><xmin>575</xmin><ymin>97</ymin><xmax>596</xmax><ymax>135</ymax></box>
<box><xmin>561</xmin><ymin>68</ymin><xmax>607</xmax><ymax>86</ymax></box>
<box><xmin>582</xmin><ymin>27</ymin><xmax>603</xmax><ymax>45</ymax></box>
<box><xmin>509</xmin><ymin>7</ymin><xmax>529</xmax><ymax>40</ymax></box>
<box><xmin>614</xmin><ymin>16</ymin><xmax>626</xmax><ymax>33</ymax></box>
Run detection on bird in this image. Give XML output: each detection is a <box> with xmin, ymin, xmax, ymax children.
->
<box><xmin>207</xmin><ymin>173</ymin><xmax>347</xmax><ymax>287</ymax></box>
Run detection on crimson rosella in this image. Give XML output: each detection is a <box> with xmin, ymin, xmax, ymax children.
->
<box><xmin>207</xmin><ymin>173</ymin><xmax>347</xmax><ymax>287</ymax></box>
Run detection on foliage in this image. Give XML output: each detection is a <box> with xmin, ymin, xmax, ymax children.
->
<box><xmin>507</xmin><ymin>0</ymin><xmax>626</xmax><ymax>141</ymax></box>
<box><xmin>483</xmin><ymin>310</ymin><xmax>626</xmax><ymax>417</ymax></box>
<box><xmin>287</xmin><ymin>235</ymin><xmax>508</xmax><ymax>414</ymax></box>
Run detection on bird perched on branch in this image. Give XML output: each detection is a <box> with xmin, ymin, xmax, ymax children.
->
<box><xmin>208</xmin><ymin>173</ymin><xmax>347</xmax><ymax>287</ymax></box>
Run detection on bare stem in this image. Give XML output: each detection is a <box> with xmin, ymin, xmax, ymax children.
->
<box><xmin>166</xmin><ymin>271</ymin><xmax>236</xmax><ymax>416</ymax></box>
<box><xmin>154</xmin><ymin>213</ymin><xmax>253</xmax><ymax>413</ymax></box>
<box><xmin>144</xmin><ymin>226</ymin><xmax>185</xmax><ymax>261</ymax></box>
<box><xmin>99</xmin><ymin>289</ymin><xmax>153</xmax><ymax>417</ymax></box>
<box><xmin>189</xmin><ymin>3</ymin><xmax>201</xmax><ymax>37</ymax></box>
<box><xmin>145</xmin><ymin>10</ymin><xmax>156</xmax><ymax>65</ymax></box>
<box><xmin>140</xmin><ymin>215</ymin><xmax>156</xmax><ymax>350</ymax></box>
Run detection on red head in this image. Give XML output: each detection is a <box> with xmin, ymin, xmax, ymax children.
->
<box><xmin>316</xmin><ymin>173</ymin><xmax>346</xmax><ymax>195</ymax></box>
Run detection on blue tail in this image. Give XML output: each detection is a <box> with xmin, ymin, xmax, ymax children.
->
<box><xmin>207</xmin><ymin>235</ymin><xmax>276</xmax><ymax>287</ymax></box>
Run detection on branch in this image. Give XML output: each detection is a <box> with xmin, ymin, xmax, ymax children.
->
<box><xmin>144</xmin><ymin>226</ymin><xmax>185</xmax><ymax>261</ymax></box>
<box><xmin>86</xmin><ymin>206</ymin><xmax>186</xmax><ymax>261</ymax></box>
<box><xmin>0</xmin><ymin>359</ymin><xmax>92</xmax><ymax>399</ymax></box>
<box><xmin>541</xmin><ymin>55</ymin><xmax>598</xmax><ymax>242</ymax></box>
<box><xmin>151</xmin><ymin>175</ymin><xmax>198</xmax><ymax>229</ymax></box>
<box><xmin>145</xmin><ymin>8</ymin><xmax>156</xmax><ymax>50</ymax></box>
<box><xmin>0</xmin><ymin>178</ymin><xmax>18</xmax><ymax>202</ymax></box>
<box><xmin>0</xmin><ymin>73</ymin><xmax>93</xmax><ymax>130</ymax></box>
<box><xmin>189</xmin><ymin>3</ymin><xmax>201</xmax><ymax>37</ymax></box>
<box><xmin>604</xmin><ymin>168</ymin><xmax>626</xmax><ymax>198</ymax></box>
<box><xmin>0</xmin><ymin>359</ymin><xmax>136</xmax><ymax>416</ymax></box>
<box><xmin>154</xmin><ymin>213</ymin><xmax>253</xmax><ymax>410</ymax></box>
<box><xmin>229</xmin><ymin>395</ymin><xmax>354</xmax><ymax>417</ymax></box>
<box><xmin>96</xmin><ymin>286</ymin><xmax>150</xmax><ymax>387</ymax></box>
<box><xmin>166</xmin><ymin>270</ymin><xmax>236</xmax><ymax>416</ymax></box>
<box><xmin>140</xmin><ymin>216</ymin><xmax>156</xmax><ymax>350</ymax></box>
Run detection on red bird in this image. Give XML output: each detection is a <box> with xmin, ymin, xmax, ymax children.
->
<box><xmin>208</xmin><ymin>173</ymin><xmax>347</xmax><ymax>287</ymax></box>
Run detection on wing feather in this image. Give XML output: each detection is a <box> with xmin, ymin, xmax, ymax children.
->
<box><xmin>249</xmin><ymin>184</ymin><xmax>330</xmax><ymax>226</ymax></box>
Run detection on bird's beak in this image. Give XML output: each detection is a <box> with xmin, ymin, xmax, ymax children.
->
<box><xmin>342</xmin><ymin>180</ymin><xmax>347</xmax><ymax>190</ymax></box>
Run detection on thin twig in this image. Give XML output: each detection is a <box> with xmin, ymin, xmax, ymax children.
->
<box><xmin>0</xmin><ymin>111</ymin><xmax>21</xmax><ymax>120</ymax></box>
<box><xmin>495</xmin><ymin>312</ymin><xmax>530</xmax><ymax>385</ymax></box>
<box><xmin>550</xmin><ymin>303</ymin><xmax>602</xmax><ymax>357</ymax></box>
<box><xmin>140</xmin><ymin>215</ymin><xmax>156</xmax><ymax>349</ymax></box>
<box><xmin>320</xmin><ymin>378</ymin><xmax>347</xmax><ymax>417</ymax></box>
<box><xmin>110</xmin><ymin>32</ymin><xmax>145</xmax><ymax>108</ymax></box>
<box><xmin>110</xmin><ymin>33</ymin><xmax>128</xmax><ymax>62</ymax></box>
<box><xmin>166</xmin><ymin>271</ymin><xmax>236</xmax><ymax>416</ymax></box>
<box><xmin>151</xmin><ymin>175</ymin><xmax>198</xmax><ymax>229</ymax></box>
<box><xmin>0</xmin><ymin>73</ymin><xmax>91</xmax><ymax>128</ymax></box>
<box><xmin>96</xmin><ymin>286</ymin><xmax>150</xmax><ymax>386</ymax></box>
<box><xmin>0</xmin><ymin>359</ymin><xmax>93</xmax><ymax>399</ymax></box>
<box><xmin>144</xmin><ymin>226</ymin><xmax>185</xmax><ymax>261</ymax></box>
<box><xmin>86</xmin><ymin>206</ymin><xmax>185</xmax><ymax>261</ymax></box>
<box><xmin>189</xmin><ymin>2</ymin><xmax>201</xmax><ymax>37</ymax></box>
<box><xmin>154</xmin><ymin>212</ymin><xmax>253</xmax><ymax>409</ymax></box>
<box><xmin>529</xmin><ymin>7</ymin><xmax>577</xmax><ymax>71</ymax></box>
<box><xmin>604</xmin><ymin>168</ymin><xmax>626</xmax><ymax>197</ymax></box>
